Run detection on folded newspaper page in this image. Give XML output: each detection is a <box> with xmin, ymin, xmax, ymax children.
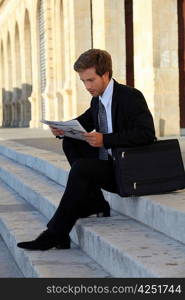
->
<box><xmin>40</xmin><ymin>119</ymin><xmax>87</xmax><ymax>141</ymax></box>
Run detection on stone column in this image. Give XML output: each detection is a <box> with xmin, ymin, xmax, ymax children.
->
<box><xmin>20</xmin><ymin>83</ymin><xmax>32</xmax><ymax>127</ymax></box>
<box><xmin>19</xmin><ymin>12</ymin><xmax>32</xmax><ymax>127</ymax></box>
<box><xmin>43</xmin><ymin>0</ymin><xmax>86</xmax><ymax>120</ymax></box>
<box><xmin>2</xmin><ymin>89</ymin><xmax>6</xmax><ymax>126</ymax></box>
<box><xmin>7</xmin><ymin>34</ymin><xmax>13</xmax><ymax>127</ymax></box>
<box><xmin>53</xmin><ymin>0</ymin><xmax>76</xmax><ymax>120</ymax></box>
<box><xmin>53</xmin><ymin>0</ymin><xmax>65</xmax><ymax>121</ymax></box>
<box><xmin>11</xmin><ymin>25</ymin><xmax>22</xmax><ymax>127</ymax></box>
<box><xmin>1</xmin><ymin>39</ymin><xmax>11</xmax><ymax>127</ymax></box>
<box><xmin>133</xmin><ymin>0</ymin><xmax>155</xmax><ymax>127</ymax></box>
<box><xmin>92</xmin><ymin>0</ymin><xmax>126</xmax><ymax>84</ymax></box>
<box><xmin>133</xmin><ymin>0</ymin><xmax>179</xmax><ymax>136</ymax></box>
<box><xmin>18</xmin><ymin>22</ymin><xmax>26</xmax><ymax>127</ymax></box>
<box><xmin>152</xmin><ymin>0</ymin><xmax>179</xmax><ymax>136</ymax></box>
<box><xmin>40</xmin><ymin>0</ymin><xmax>57</xmax><ymax>123</ymax></box>
<box><xmin>2</xmin><ymin>36</ymin><xmax>11</xmax><ymax>127</ymax></box>
<box><xmin>69</xmin><ymin>0</ymin><xmax>93</xmax><ymax>117</ymax></box>
<box><xmin>29</xmin><ymin>1</ymin><xmax>42</xmax><ymax>128</ymax></box>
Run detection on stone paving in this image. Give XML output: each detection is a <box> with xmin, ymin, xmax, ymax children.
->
<box><xmin>0</xmin><ymin>128</ymin><xmax>63</xmax><ymax>154</ymax></box>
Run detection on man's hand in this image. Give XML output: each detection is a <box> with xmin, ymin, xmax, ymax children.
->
<box><xmin>83</xmin><ymin>132</ymin><xmax>104</xmax><ymax>147</ymax></box>
<box><xmin>49</xmin><ymin>126</ymin><xmax>64</xmax><ymax>137</ymax></box>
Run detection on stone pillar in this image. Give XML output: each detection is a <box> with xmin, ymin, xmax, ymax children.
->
<box><xmin>2</xmin><ymin>88</ymin><xmax>6</xmax><ymax>127</ymax></box>
<box><xmin>0</xmin><ymin>39</ymin><xmax>8</xmax><ymax>127</ymax></box>
<box><xmin>60</xmin><ymin>0</ymin><xmax>76</xmax><ymax>120</ymax></box>
<box><xmin>18</xmin><ymin>24</ymin><xmax>25</xmax><ymax>127</ymax></box>
<box><xmin>3</xmin><ymin>90</ymin><xmax>12</xmax><ymax>127</ymax></box>
<box><xmin>69</xmin><ymin>0</ymin><xmax>93</xmax><ymax>117</ymax></box>
<box><xmin>11</xmin><ymin>88</ymin><xmax>21</xmax><ymax>127</ymax></box>
<box><xmin>41</xmin><ymin>0</ymin><xmax>92</xmax><ymax>122</ymax></box>
<box><xmin>19</xmin><ymin>11</ymin><xmax>32</xmax><ymax>127</ymax></box>
<box><xmin>21</xmin><ymin>84</ymin><xmax>32</xmax><ymax>127</ymax></box>
<box><xmin>133</xmin><ymin>0</ymin><xmax>155</xmax><ymax>127</ymax></box>
<box><xmin>53</xmin><ymin>0</ymin><xmax>65</xmax><ymax>121</ymax></box>
<box><xmin>29</xmin><ymin>1</ymin><xmax>42</xmax><ymax>128</ymax></box>
<box><xmin>92</xmin><ymin>0</ymin><xmax>126</xmax><ymax>84</ymax></box>
<box><xmin>133</xmin><ymin>0</ymin><xmax>179</xmax><ymax>136</ymax></box>
<box><xmin>11</xmin><ymin>25</ymin><xmax>22</xmax><ymax>127</ymax></box>
<box><xmin>7</xmin><ymin>34</ymin><xmax>13</xmax><ymax>127</ymax></box>
<box><xmin>2</xmin><ymin>37</ymin><xmax>11</xmax><ymax>127</ymax></box>
<box><xmin>153</xmin><ymin>0</ymin><xmax>179</xmax><ymax>136</ymax></box>
<box><xmin>40</xmin><ymin>0</ymin><xmax>56</xmax><ymax>123</ymax></box>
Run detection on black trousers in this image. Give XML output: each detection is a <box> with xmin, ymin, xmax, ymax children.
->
<box><xmin>47</xmin><ymin>137</ymin><xmax>117</xmax><ymax>237</ymax></box>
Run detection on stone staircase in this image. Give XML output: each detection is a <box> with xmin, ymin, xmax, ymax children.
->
<box><xmin>0</xmin><ymin>134</ymin><xmax>185</xmax><ymax>278</ymax></box>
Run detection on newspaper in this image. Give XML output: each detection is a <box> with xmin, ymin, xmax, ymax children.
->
<box><xmin>40</xmin><ymin>119</ymin><xmax>87</xmax><ymax>141</ymax></box>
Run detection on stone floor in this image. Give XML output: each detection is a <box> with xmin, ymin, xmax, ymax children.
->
<box><xmin>0</xmin><ymin>127</ymin><xmax>64</xmax><ymax>154</ymax></box>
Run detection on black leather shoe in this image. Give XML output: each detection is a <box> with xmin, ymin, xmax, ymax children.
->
<box><xmin>80</xmin><ymin>200</ymin><xmax>110</xmax><ymax>218</ymax></box>
<box><xmin>17</xmin><ymin>230</ymin><xmax>70</xmax><ymax>250</ymax></box>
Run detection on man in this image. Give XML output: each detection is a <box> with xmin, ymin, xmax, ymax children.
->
<box><xmin>17</xmin><ymin>49</ymin><xmax>156</xmax><ymax>250</ymax></box>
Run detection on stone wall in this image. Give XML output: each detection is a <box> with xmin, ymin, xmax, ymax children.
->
<box><xmin>0</xmin><ymin>0</ymin><xmax>182</xmax><ymax>136</ymax></box>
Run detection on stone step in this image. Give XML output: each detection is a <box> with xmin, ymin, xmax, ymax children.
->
<box><xmin>76</xmin><ymin>214</ymin><xmax>185</xmax><ymax>277</ymax></box>
<box><xmin>0</xmin><ymin>235</ymin><xmax>23</xmax><ymax>277</ymax></box>
<box><xmin>0</xmin><ymin>139</ymin><xmax>69</xmax><ymax>186</ymax></box>
<box><xmin>1</xmin><ymin>154</ymin><xmax>185</xmax><ymax>276</ymax></box>
<box><xmin>1</xmin><ymin>139</ymin><xmax>185</xmax><ymax>245</ymax></box>
<box><xmin>0</xmin><ymin>179</ymin><xmax>110</xmax><ymax>278</ymax></box>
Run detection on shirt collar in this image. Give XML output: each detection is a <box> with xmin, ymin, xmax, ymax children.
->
<box><xmin>99</xmin><ymin>78</ymin><xmax>114</xmax><ymax>107</ymax></box>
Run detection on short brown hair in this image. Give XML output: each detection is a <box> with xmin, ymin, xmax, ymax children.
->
<box><xmin>73</xmin><ymin>49</ymin><xmax>112</xmax><ymax>79</ymax></box>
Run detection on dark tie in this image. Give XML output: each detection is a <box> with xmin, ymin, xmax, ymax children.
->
<box><xmin>98</xmin><ymin>100</ymin><xmax>109</xmax><ymax>160</ymax></box>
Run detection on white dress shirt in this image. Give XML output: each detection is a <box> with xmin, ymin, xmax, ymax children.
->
<box><xmin>99</xmin><ymin>78</ymin><xmax>114</xmax><ymax>156</ymax></box>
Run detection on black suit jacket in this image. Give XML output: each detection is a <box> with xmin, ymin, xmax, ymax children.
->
<box><xmin>77</xmin><ymin>79</ymin><xmax>156</xmax><ymax>153</ymax></box>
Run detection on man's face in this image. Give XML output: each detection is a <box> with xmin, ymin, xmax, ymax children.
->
<box><xmin>78</xmin><ymin>67</ymin><xmax>110</xmax><ymax>97</ymax></box>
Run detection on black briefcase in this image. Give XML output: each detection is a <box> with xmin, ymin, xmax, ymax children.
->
<box><xmin>113</xmin><ymin>139</ymin><xmax>185</xmax><ymax>197</ymax></box>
